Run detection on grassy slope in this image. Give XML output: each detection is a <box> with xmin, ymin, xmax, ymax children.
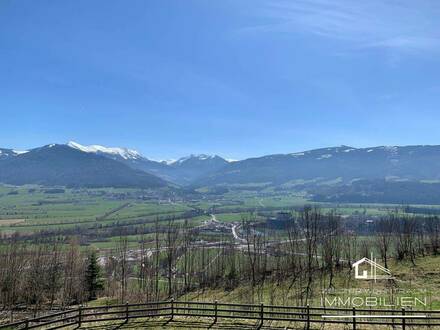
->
<box><xmin>180</xmin><ymin>255</ymin><xmax>440</xmax><ymax>310</ymax></box>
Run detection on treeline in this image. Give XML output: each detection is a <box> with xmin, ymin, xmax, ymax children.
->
<box><xmin>87</xmin><ymin>210</ymin><xmax>440</xmax><ymax>306</ymax></box>
<box><xmin>311</xmin><ymin>179</ymin><xmax>440</xmax><ymax>204</ymax></box>
<box><xmin>372</xmin><ymin>214</ymin><xmax>440</xmax><ymax>268</ymax></box>
<box><xmin>0</xmin><ymin>238</ymin><xmax>102</xmax><ymax>317</ymax></box>
<box><xmin>1</xmin><ymin>209</ymin><xmax>440</xmax><ymax>318</ymax></box>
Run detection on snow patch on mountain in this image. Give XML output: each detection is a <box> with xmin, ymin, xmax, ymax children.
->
<box><xmin>67</xmin><ymin>141</ymin><xmax>141</xmax><ymax>160</ymax></box>
<box><xmin>174</xmin><ymin>154</ymin><xmax>216</xmax><ymax>164</ymax></box>
<box><xmin>13</xmin><ymin>150</ymin><xmax>29</xmax><ymax>155</ymax></box>
<box><xmin>382</xmin><ymin>146</ymin><xmax>398</xmax><ymax>153</ymax></box>
<box><xmin>159</xmin><ymin>159</ymin><xmax>177</xmax><ymax>165</ymax></box>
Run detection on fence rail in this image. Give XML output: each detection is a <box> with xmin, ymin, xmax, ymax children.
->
<box><xmin>1</xmin><ymin>300</ymin><xmax>439</xmax><ymax>329</ymax></box>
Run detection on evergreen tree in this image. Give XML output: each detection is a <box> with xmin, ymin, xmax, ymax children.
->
<box><xmin>85</xmin><ymin>251</ymin><xmax>104</xmax><ymax>301</ymax></box>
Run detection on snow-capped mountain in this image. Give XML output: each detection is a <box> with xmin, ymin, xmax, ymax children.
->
<box><xmin>0</xmin><ymin>144</ymin><xmax>167</xmax><ymax>188</ymax></box>
<box><xmin>67</xmin><ymin>141</ymin><xmax>141</xmax><ymax>160</ymax></box>
<box><xmin>166</xmin><ymin>154</ymin><xmax>229</xmax><ymax>183</ymax></box>
<box><xmin>65</xmin><ymin>142</ymin><xmax>229</xmax><ymax>185</ymax></box>
<box><xmin>67</xmin><ymin>141</ymin><xmax>176</xmax><ymax>182</ymax></box>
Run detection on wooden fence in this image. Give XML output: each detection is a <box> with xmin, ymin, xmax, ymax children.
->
<box><xmin>1</xmin><ymin>300</ymin><xmax>439</xmax><ymax>329</ymax></box>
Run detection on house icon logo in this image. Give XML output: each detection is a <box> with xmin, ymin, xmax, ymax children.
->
<box><xmin>352</xmin><ymin>254</ymin><xmax>392</xmax><ymax>281</ymax></box>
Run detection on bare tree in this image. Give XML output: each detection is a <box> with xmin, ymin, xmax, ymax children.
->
<box><xmin>426</xmin><ymin>217</ymin><xmax>440</xmax><ymax>254</ymax></box>
<box><xmin>62</xmin><ymin>238</ymin><xmax>85</xmax><ymax>306</ymax></box>
<box><xmin>117</xmin><ymin>235</ymin><xmax>129</xmax><ymax>302</ymax></box>
<box><xmin>300</xmin><ymin>207</ymin><xmax>320</xmax><ymax>304</ymax></box>
<box><xmin>165</xmin><ymin>217</ymin><xmax>179</xmax><ymax>297</ymax></box>
<box><xmin>375</xmin><ymin>216</ymin><xmax>394</xmax><ymax>269</ymax></box>
<box><xmin>154</xmin><ymin>217</ymin><xmax>161</xmax><ymax>300</ymax></box>
<box><xmin>395</xmin><ymin>217</ymin><xmax>417</xmax><ymax>265</ymax></box>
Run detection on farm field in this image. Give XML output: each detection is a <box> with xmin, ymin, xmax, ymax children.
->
<box><xmin>1</xmin><ymin>184</ymin><xmax>440</xmax><ymax>248</ymax></box>
<box><xmin>0</xmin><ymin>186</ymin><xmax>193</xmax><ymax>235</ymax></box>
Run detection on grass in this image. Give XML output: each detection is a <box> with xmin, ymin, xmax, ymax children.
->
<box><xmin>64</xmin><ymin>317</ymin><xmax>312</xmax><ymax>329</ymax></box>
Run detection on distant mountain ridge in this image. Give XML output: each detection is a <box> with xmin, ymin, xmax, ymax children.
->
<box><xmin>67</xmin><ymin>141</ymin><xmax>229</xmax><ymax>185</ymax></box>
<box><xmin>189</xmin><ymin>144</ymin><xmax>440</xmax><ymax>204</ymax></box>
<box><xmin>0</xmin><ymin>144</ymin><xmax>167</xmax><ymax>188</ymax></box>
<box><xmin>194</xmin><ymin>145</ymin><xmax>440</xmax><ymax>186</ymax></box>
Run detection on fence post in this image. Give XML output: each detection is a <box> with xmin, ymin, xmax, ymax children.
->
<box><xmin>170</xmin><ymin>298</ymin><xmax>174</xmax><ymax>321</ymax></box>
<box><xmin>78</xmin><ymin>305</ymin><xmax>82</xmax><ymax>327</ymax></box>
<box><xmin>352</xmin><ymin>307</ymin><xmax>356</xmax><ymax>330</ymax></box>
<box><xmin>260</xmin><ymin>303</ymin><xmax>264</xmax><ymax>326</ymax></box>
<box><xmin>214</xmin><ymin>300</ymin><xmax>218</xmax><ymax>324</ymax></box>
<box><xmin>402</xmin><ymin>307</ymin><xmax>406</xmax><ymax>330</ymax></box>
<box><xmin>25</xmin><ymin>318</ymin><xmax>29</xmax><ymax>330</ymax></box>
<box><xmin>125</xmin><ymin>302</ymin><xmax>129</xmax><ymax>323</ymax></box>
<box><xmin>306</xmin><ymin>304</ymin><xmax>310</xmax><ymax>330</ymax></box>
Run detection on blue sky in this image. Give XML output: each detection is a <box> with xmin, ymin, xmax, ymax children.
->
<box><xmin>1</xmin><ymin>0</ymin><xmax>440</xmax><ymax>160</ymax></box>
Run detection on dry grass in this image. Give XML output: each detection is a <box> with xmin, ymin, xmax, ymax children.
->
<box><xmin>0</xmin><ymin>218</ymin><xmax>25</xmax><ymax>226</ymax></box>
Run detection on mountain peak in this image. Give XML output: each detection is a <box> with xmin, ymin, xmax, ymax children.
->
<box><xmin>0</xmin><ymin>143</ymin><xmax>166</xmax><ymax>188</ymax></box>
<box><xmin>67</xmin><ymin>141</ymin><xmax>142</xmax><ymax>160</ymax></box>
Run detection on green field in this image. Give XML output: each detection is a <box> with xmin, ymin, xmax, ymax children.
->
<box><xmin>0</xmin><ymin>184</ymin><xmax>438</xmax><ymax>250</ymax></box>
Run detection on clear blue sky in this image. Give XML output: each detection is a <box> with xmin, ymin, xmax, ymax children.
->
<box><xmin>1</xmin><ymin>1</ymin><xmax>440</xmax><ymax>160</ymax></box>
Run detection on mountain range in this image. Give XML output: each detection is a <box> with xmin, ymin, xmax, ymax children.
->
<box><xmin>66</xmin><ymin>141</ymin><xmax>229</xmax><ymax>185</ymax></box>
<box><xmin>2</xmin><ymin>142</ymin><xmax>440</xmax><ymax>203</ymax></box>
